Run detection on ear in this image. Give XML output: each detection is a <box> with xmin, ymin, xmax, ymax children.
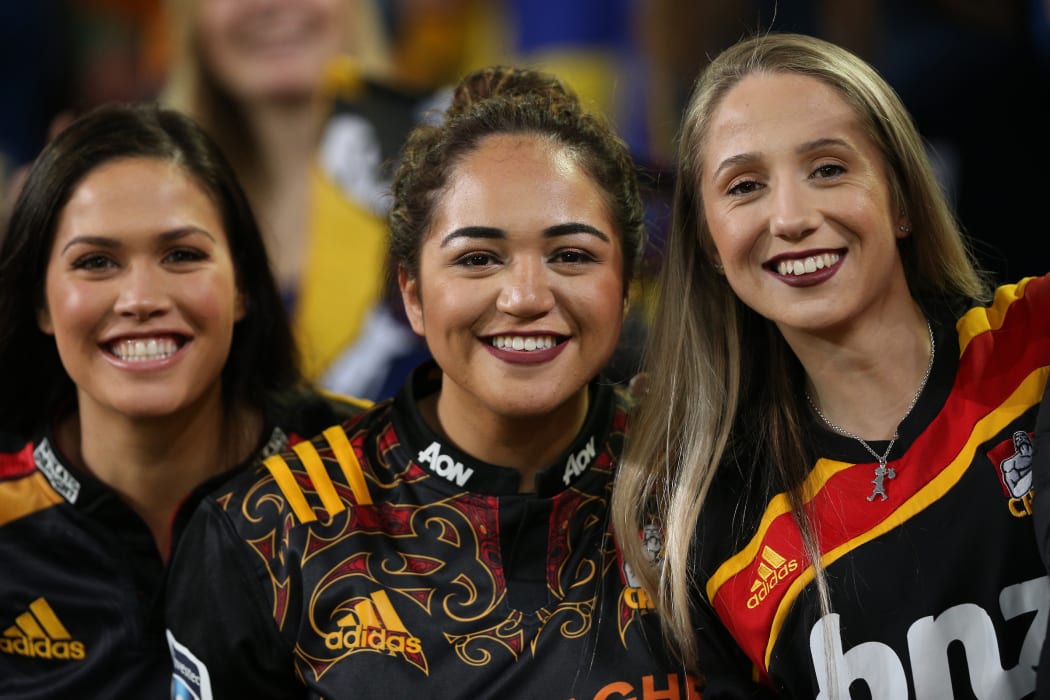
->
<box><xmin>37</xmin><ymin>305</ymin><xmax>54</xmax><ymax>335</ymax></box>
<box><xmin>398</xmin><ymin>266</ymin><xmax>425</xmax><ymax>336</ymax></box>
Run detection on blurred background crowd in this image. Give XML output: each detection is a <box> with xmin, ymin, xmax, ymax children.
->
<box><xmin>2</xmin><ymin>0</ymin><xmax>1048</xmax><ymax>397</ymax></box>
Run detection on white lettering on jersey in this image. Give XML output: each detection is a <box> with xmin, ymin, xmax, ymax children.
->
<box><xmin>167</xmin><ymin>630</ymin><xmax>213</xmax><ymax>700</ymax></box>
<box><xmin>809</xmin><ymin>575</ymin><xmax>1049</xmax><ymax>699</ymax></box>
<box><xmin>34</xmin><ymin>438</ymin><xmax>80</xmax><ymax>504</ymax></box>
<box><xmin>417</xmin><ymin>442</ymin><xmax>474</xmax><ymax>487</ymax></box>
<box><xmin>562</xmin><ymin>436</ymin><xmax>596</xmax><ymax>485</ymax></box>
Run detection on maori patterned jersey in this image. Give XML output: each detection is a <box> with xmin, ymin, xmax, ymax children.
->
<box><xmin>0</xmin><ymin>389</ymin><xmax>364</xmax><ymax>700</ymax></box>
<box><xmin>691</xmin><ymin>275</ymin><xmax>1050</xmax><ymax>699</ymax></box>
<box><xmin>165</xmin><ymin>365</ymin><xmax>698</xmax><ymax>699</ymax></box>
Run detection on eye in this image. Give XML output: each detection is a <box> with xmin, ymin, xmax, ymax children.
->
<box><xmin>164</xmin><ymin>247</ymin><xmax>209</xmax><ymax>264</ymax></box>
<box><xmin>812</xmin><ymin>163</ymin><xmax>845</xmax><ymax>179</ymax></box>
<box><xmin>71</xmin><ymin>253</ymin><xmax>117</xmax><ymax>271</ymax></box>
<box><xmin>550</xmin><ymin>249</ymin><xmax>596</xmax><ymax>264</ymax></box>
<box><xmin>727</xmin><ymin>179</ymin><xmax>762</xmax><ymax>196</ymax></box>
<box><xmin>454</xmin><ymin>252</ymin><xmax>498</xmax><ymax>267</ymax></box>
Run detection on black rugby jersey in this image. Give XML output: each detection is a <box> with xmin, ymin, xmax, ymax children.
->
<box><xmin>1031</xmin><ymin>374</ymin><xmax>1050</xmax><ymax>699</ymax></box>
<box><xmin>166</xmin><ymin>364</ymin><xmax>699</xmax><ymax>699</ymax></box>
<box><xmin>692</xmin><ymin>276</ymin><xmax>1050</xmax><ymax>698</ymax></box>
<box><xmin>0</xmin><ymin>390</ymin><xmax>364</xmax><ymax>700</ymax></box>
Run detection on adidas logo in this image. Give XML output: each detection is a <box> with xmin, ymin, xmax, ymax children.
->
<box><xmin>324</xmin><ymin>590</ymin><xmax>422</xmax><ymax>655</ymax></box>
<box><xmin>746</xmin><ymin>546</ymin><xmax>799</xmax><ymax>610</ymax></box>
<box><xmin>1</xmin><ymin>598</ymin><xmax>85</xmax><ymax>660</ymax></box>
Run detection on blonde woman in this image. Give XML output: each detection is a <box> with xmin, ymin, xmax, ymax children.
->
<box><xmin>613</xmin><ymin>33</ymin><xmax>1050</xmax><ymax>698</ymax></box>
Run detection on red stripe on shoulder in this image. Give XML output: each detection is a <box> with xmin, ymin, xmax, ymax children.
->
<box><xmin>0</xmin><ymin>442</ymin><xmax>36</xmax><ymax>480</ymax></box>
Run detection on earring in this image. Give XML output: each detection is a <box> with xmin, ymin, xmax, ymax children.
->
<box><xmin>898</xmin><ymin>223</ymin><xmax>911</xmax><ymax>233</ymax></box>
<box><xmin>712</xmin><ymin>261</ymin><xmax>724</xmax><ymax>275</ymax></box>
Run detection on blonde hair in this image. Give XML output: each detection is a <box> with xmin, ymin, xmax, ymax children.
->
<box><xmin>611</xmin><ymin>32</ymin><xmax>990</xmax><ymax>670</ymax></box>
<box><xmin>161</xmin><ymin>0</ymin><xmax>392</xmax><ymax>173</ymax></box>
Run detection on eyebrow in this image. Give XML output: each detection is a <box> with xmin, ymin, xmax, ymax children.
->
<box><xmin>439</xmin><ymin>222</ymin><xmax>610</xmax><ymax>247</ymax></box>
<box><xmin>60</xmin><ymin>226</ymin><xmax>217</xmax><ymax>255</ymax></box>
<box><xmin>711</xmin><ymin>137</ymin><xmax>853</xmax><ymax>181</ymax></box>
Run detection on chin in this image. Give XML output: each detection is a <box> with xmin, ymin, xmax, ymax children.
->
<box><xmin>251</xmin><ymin>71</ymin><xmax>326</xmax><ymax>101</ymax></box>
<box><xmin>495</xmin><ymin>393</ymin><xmax>580</xmax><ymax>420</ymax></box>
<box><xmin>110</xmin><ymin>397</ymin><xmax>199</xmax><ymax>421</ymax></box>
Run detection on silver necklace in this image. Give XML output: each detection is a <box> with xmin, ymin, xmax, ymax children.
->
<box><xmin>806</xmin><ymin>320</ymin><xmax>935</xmax><ymax>502</ymax></box>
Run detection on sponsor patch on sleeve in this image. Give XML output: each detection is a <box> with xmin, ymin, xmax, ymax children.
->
<box><xmin>166</xmin><ymin>630</ymin><xmax>212</xmax><ymax>700</ymax></box>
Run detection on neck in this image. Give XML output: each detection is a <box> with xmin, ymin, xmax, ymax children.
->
<box><xmin>795</xmin><ymin>308</ymin><xmax>933</xmax><ymax>441</ymax></box>
<box><xmin>243</xmin><ymin>98</ymin><xmax>326</xmax><ymax>179</ymax></box>
<box><xmin>425</xmin><ymin>386</ymin><xmax>591</xmax><ymax>493</ymax></box>
<box><xmin>60</xmin><ymin>392</ymin><xmax>261</xmax><ymax>562</ymax></box>
<box><xmin>238</xmin><ymin>98</ymin><xmax>326</xmax><ymax>290</ymax></box>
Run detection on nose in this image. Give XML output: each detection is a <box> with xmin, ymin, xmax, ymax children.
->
<box><xmin>768</xmin><ymin>178</ymin><xmax>820</xmax><ymax>241</ymax></box>
<box><xmin>496</xmin><ymin>257</ymin><xmax>555</xmax><ymax>318</ymax></box>
<box><xmin>113</xmin><ymin>264</ymin><xmax>171</xmax><ymax>321</ymax></box>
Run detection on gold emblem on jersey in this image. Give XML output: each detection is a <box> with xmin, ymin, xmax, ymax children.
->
<box><xmin>325</xmin><ymin>590</ymin><xmax>422</xmax><ymax>655</ymax></box>
<box><xmin>1</xmin><ymin>597</ymin><xmax>85</xmax><ymax>660</ymax></box>
<box><xmin>746</xmin><ymin>546</ymin><xmax>799</xmax><ymax>610</ymax></box>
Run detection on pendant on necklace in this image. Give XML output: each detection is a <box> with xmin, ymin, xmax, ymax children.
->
<box><xmin>867</xmin><ymin>460</ymin><xmax>896</xmax><ymax>502</ymax></box>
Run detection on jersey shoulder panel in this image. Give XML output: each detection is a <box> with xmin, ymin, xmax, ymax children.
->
<box><xmin>0</xmin><ymin>438</ymin><xmax>35</xmax><ymax>480</ymax></box>
<box><xmin>218</xmin><ymin>401</ymin><xmax>394</xmax><ymax>530</ymax></box>
<box><xmin>0</xmin><ymin>438</ymin><xmax>63</xmax><ymax>527</ymax></box>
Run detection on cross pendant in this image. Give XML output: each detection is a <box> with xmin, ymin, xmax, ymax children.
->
<box><xmin>867</xmin><ymin>460</ymin><xmax>896</xmax><ymax>502</ymax></box>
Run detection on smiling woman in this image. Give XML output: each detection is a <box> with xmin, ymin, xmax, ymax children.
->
<box><xmin>0</xmin><ymin>103</ymin><xmax>365</xmax><ymax>699</ymax></box>
<box><xmin>163</xmin><ymin>65</ymin><xmax>698</xmax><ymax>699</ymax></box>
<box><xmin>612</xmin><ymin>32</ymin><xmax>1050</xmax><ymax>698</ymax></box>
<box><xmin>39</xmin><ymin>158</ymin><xmax>243</xmax><ymax>423</ymax></box>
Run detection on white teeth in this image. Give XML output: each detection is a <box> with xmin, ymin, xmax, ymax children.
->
<box><xmin>491</xmin><ymin>335</ymin><xmax>557</xmax><ymax>352</ymax></box>
<box><xmin>111</xmin><ymin>337</ymin><xmax>178</xmax><ymax>362</ymax></box>
<box><xmin>777</xmin><ymin>252</ymin><xmax>840</xmax><ymax>276</ymax></box>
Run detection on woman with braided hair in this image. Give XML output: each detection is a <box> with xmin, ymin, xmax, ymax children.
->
<box><xmin>164</xmin><ymin>65</ymin><xmax>696</xmax><ymax>699</ymax></box>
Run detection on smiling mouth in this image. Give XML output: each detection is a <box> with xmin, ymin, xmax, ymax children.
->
<box><xmin>489</xmin><ymin>335</ymin><xmax>562</xmax><ymax>352</ymax></box>
<box><xmin>774</xmin><ymin>252</ymin><xmax>841</xmax><ymax>276</ymax></box>
<box><xmin>107</xmin><ymin>337</ymin><xmax>182</xmax><ymax>362</ymax></box>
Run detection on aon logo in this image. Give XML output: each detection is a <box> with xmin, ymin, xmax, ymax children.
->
<box><xmin>417</xmin><ymin>442</ymin><xmax>474</xmax><ymax>486</ymax></box>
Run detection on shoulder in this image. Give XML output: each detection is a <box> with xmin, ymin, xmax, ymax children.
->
<box><xmin>0</xmin><ymin>432</ymin><xmax>36</xmax><ymax>480</ymax></box>
<box><xmin>955</xmin><ymin>275</ymin><xmax>1049</xmax><ymax>342</ymax></box>
<box><xmin>216</xmin><ymin>398</ymin><xmax>395</xmax><ymax>529</ymax></box>
<box><xmin>269</xmin><ymin>386</ymin><xmax>372</xmax><ymax>444</ymax></box>
<box><xmin>950</xmin><ymin>274</ymin><xmax>1050</xmax><ymax>380</ymax></box>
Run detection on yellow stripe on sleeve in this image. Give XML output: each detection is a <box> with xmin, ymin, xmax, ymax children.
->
<box><xmin>323</xmin><ymin>426</ymin><xmax>373</xmax><ymax>506</ymax></box>
<box><xmin>263</xmin><ymin>454</ymin><xmax>316</xmax><ymax>524</ymax></box>
<box><xmin>292</xmin><ymin>441</ymin><xmax>345</xmax><ymax>518</ymax></box>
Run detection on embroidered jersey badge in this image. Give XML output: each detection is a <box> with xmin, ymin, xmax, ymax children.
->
<box><xmin>1</xmin><ymin>597</ymin><xmax>85</xmax><ymax>660</ymax></box>
<box><xmin>747</xmin><ymin>546</ymin><xmax>799</xmax><ymax>610</ymax></box>
<box><xmin>324</xmin><ymin>590</ymin><xmax>428</xmax><ymax>673</ymax></box>
<box><xmin>989</xmin><ymin>430</ymin><xmax>1035</xmax><ymax>517</ymax></box>
<box><xmin>168</xmin><ymin>629</ymin><xmax>213</xmax><ymax>700</ymax></box>
<box><xmin>621</xmin><ymin>522</ymin><xmax>662</xmax><ymax>612</ymax></box>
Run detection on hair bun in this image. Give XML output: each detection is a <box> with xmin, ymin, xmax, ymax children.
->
<box><xmin>447</xmin><ymin>65</ymin><xmax>578</xmax><ymax>118</ymax></box>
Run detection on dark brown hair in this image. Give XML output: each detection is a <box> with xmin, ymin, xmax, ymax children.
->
<box><xmin>388</xmin><ymin>65</ymin><xmax>644</xmax><ymax>293</ymax></box>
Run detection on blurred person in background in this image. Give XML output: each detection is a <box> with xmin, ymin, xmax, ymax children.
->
<box><xmin>163</xmin><ymin>0</ymin><xmax>441</xmax><ymax>400</ymax></box>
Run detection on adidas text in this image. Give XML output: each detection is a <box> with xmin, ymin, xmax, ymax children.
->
<box><xmin>0</xmin><ymin>636</ymin><xmax>85</xmax><ymax>660</ymax></box>
<box><xmin>325</xmin><ymin>626</ymin><xmax>422</xmax><ymax>655</ymax></box>
<box><xmin>747</xmin><ymin>559</ymin><xmax>798</xmax><ymax>609</ymax></box>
